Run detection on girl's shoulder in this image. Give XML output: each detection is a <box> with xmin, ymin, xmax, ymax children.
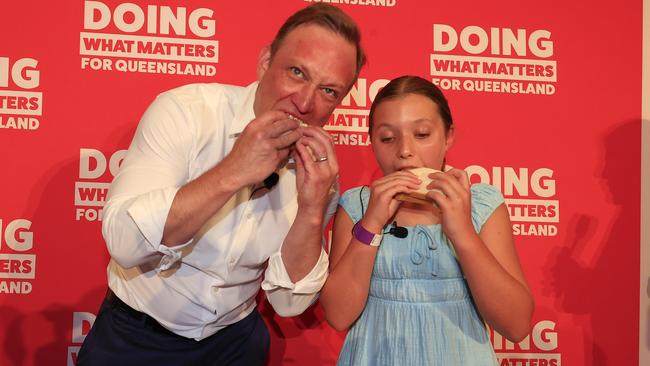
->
<box><xmin>470</xmin><ymin>183</ymin><xmax>505</xmax><ymax>232</ymax></box>
<box><xmin>339</xmin><ymin>186</ymin><xmax>370</xmax><ymax>223</ymax></box>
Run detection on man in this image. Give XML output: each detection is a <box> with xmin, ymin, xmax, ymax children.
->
<box><xmin>77</xmin><ymin>4</ymin><xmax>365</xmax><ymax>365</ymax></box>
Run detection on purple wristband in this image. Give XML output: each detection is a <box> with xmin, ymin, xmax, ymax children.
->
<box><xmin>352</xmin><ymin>221</ymin><xmax>382</xmax><ymax>247</ymax></box>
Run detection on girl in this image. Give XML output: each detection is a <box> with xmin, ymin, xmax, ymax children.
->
<box><xmin>320</xmin><ymin>76</ymin><xmax>534</xmax><ymax>365</ymax></box>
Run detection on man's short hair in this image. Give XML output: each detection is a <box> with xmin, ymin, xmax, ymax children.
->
<box><xmin>270</xmin><ymin>4</ymin><xmax>366</xmax><ymax>81</ymax></box>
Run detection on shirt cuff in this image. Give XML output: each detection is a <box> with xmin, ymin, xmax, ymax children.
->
<box><xmin>125</xmin><ymin>186</ymin><xmax>192</xmax><ymax>271</ymax></box>
<box><xmin>156</xmin><ymin>242</ymin><xmax>192</xmax><ymax>271</ymax></box>
<box><xmin>261</xmin><ymin>248</ymin><xmax>329</xmax><ymax>295</ymax></box>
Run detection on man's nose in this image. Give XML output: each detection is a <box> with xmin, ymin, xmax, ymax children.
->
<box><xmin>292</xmin><ymin>84</ymin><xmax>317</xmax><ymax>115</ymax></box>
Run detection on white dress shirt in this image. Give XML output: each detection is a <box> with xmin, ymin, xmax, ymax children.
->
<box><xmin>102</xmin><ymin>81</ymin><xmax>336</xmax><ymax>340</ymax></box>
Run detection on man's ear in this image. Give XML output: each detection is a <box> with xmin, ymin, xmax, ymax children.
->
<box><xmin>256</xmin><ymin>45</ymin><xmax>272</xmax><ymax>80</ymax></box>
<box><xmin>445</xmin><ymin>125</ymin><xmax>455</xmax><ymax>151</ymax></box>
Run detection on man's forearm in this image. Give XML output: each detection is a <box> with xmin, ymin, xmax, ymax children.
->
<box><xmin>280</xmin><ymin>206</ymin><xmax>326</xmax><ymax>282</ymax></box>
<box><xmin>161</xmin><ymin>161</ymin><xmax>244</xmax><ymax>246</ymax></box>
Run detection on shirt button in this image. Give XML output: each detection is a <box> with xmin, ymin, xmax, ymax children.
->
<box><xmin>246</xmin><ymin>213</ymin><xmax>253</xmax><ymax>220</ymax></box>
<box><xmin>229</xmin><ymin>258</ymin><xmax>235</xmax><ymax>264</ymax></box>
<box><xmin>212</xmin><ymin>287</ymin><xmax>219</xmax><ymax>294</ymax></box>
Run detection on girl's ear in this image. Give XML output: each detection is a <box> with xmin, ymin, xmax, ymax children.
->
<box><xmin>445</xmin><ymin>125</ymin><xmax>455</xmax><ymax>152</ymax></box>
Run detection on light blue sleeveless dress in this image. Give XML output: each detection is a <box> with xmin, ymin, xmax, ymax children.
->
<box><xmin>336</xmin><ymin>183</ymin><xmax>502</xmax><ymax>366</ymax></box>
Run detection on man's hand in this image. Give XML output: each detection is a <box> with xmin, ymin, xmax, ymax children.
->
<box><xmin>293</xmin><ymin>126</ymin><xmax>338</xmax><ymax>214</ymax></box>
<box><xmin>222</xmin><ymin>110</ymin><xmax>301</xmax><ymax>189</ymax></box>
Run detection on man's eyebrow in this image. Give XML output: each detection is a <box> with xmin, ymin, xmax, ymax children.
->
<box><xmin>297</xmin><ymin>63</ymin><xmax>311</xmax><ymax>80</ymax></box>
<box><xmin>321</xmin><ymin>81</ymin><xmax>346</xmax><ymax>91</ymax></box>
<box><xmin>298</xmin><ymin>62</ymin><xmax>346</xmax><ymax>91</ymax></box>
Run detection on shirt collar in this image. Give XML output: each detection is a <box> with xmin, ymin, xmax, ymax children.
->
<box><xmin>228</xmin><ymin>81</ymin><xmax>258</xmax><ymax>139</ymax></box>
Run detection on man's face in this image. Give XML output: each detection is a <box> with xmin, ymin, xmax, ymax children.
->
<box><xmin>254</xmin><ymin>24</ymin><xmax>357</xmax><ymax>127</ymax></box>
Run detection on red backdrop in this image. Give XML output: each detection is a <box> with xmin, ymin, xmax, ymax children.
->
<box><xmin>0</xmin><ymin>1</ymin><xmax>643</xmax><ymax>365</ymax></box>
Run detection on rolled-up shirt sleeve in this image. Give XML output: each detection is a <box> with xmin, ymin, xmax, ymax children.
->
<box><xmin>102</xmin><ymin>92</ymin><xmax>194</xmax><ymax>270</ymax></box>
<box><xmin>261</xmin><ymin>247</ymin><xmax>329</xmax><ymax>316</ymax></box>
<box><xmin>260</xmin><ymin>184</ymin><xmax>339</xmax><ymax>316</ymax></box>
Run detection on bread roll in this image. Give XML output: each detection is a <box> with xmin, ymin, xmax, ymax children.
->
<box><xmin>395</xmin><ymin>167</ymin><xmax>442</xmax><ymax>205</ymax></box>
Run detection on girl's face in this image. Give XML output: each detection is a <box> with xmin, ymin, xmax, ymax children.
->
<box><xmin>370</xmin><ymin>93</ymin><xmax>454</xmax><ymax>175</ymax></box>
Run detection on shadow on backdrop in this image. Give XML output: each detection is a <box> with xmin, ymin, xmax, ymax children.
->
<box><xmin>543</xmin><ymin>119</ymin><xmax>641</xmax><ymax>365</ymax></box>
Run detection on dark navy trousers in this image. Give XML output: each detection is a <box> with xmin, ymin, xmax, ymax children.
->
<box><xmin>77</xmin><ymin>290</ymin><xmax>270</xmax><ymax>366</ymax></box>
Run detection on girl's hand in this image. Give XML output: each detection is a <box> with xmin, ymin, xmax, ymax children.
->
<box><xmin>425</xmin><ymin>168</ymin><xmax>475</xmax><ymax>242</ymax></box>
<box><xmin>361</xmin><ymin>171</ymin><xmax>421</xmax><ymax>233</ymax></box>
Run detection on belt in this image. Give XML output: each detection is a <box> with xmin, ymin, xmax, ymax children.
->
<box><xmin>105</xmin><ymin>289</ymin><xmax>177</xmax><ymax>336</ymax></box>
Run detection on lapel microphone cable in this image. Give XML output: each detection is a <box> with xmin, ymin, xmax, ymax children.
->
<box><xmin>250</xmin><ymin>172</ymin><xmax>280</xmax><ymax>198</ymax></box>
<box><xmin>359</xmin><ymin>186</ymin><xmax>409</xmax><ymax>239</ymax></box>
